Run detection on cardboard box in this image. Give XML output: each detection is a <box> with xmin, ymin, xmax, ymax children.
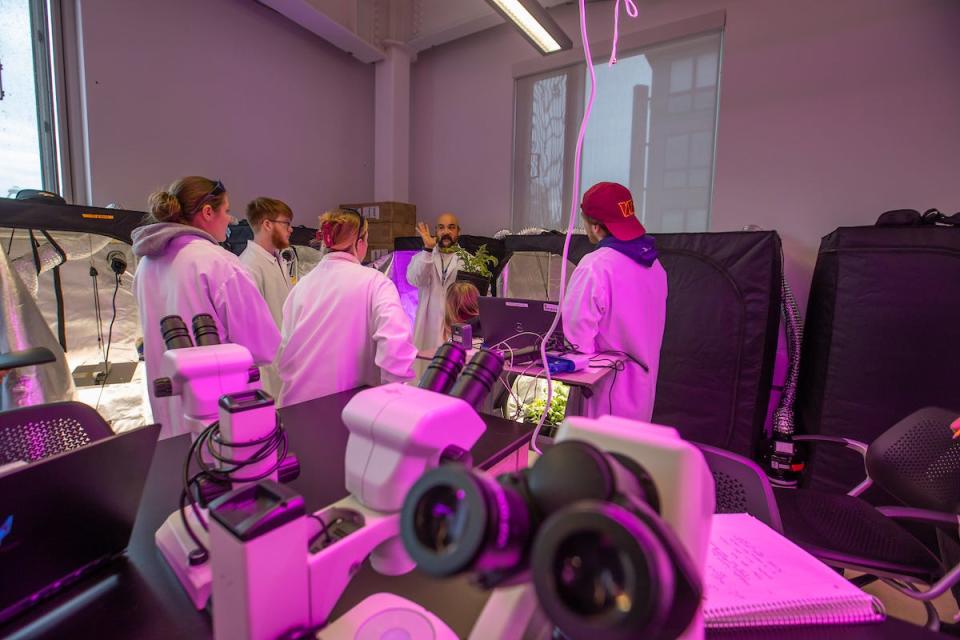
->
<box><xmin>341</xmin><ymin>201</ymin><xmax>416</xmax><ymax>226</ymax></box>
<box><xmin>366</xmin><ymin>220</ymin><xmax>416</xmax><ymax>245</ymax></box>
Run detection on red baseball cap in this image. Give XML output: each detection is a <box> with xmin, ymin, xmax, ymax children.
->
<box><xmin>580</xmin><ymin>182</ymin><xmax>646</xmax><ymax>241</ymax></box>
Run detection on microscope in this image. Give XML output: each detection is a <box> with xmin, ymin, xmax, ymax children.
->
<box><xmin>203</xmin><ymin>335</ymin><xmax>716</xmax><ymax>640</ymax></box>
<box><xmin>396</xmin><ymin>413</ymin><xmax>716</xmax><ymax>640</ymax></box>
<box><xmin>153</xmin><ymin>314</ymin><xmax>298</xmax><ymax>609</ymax></box>
<box><xmin>205</xmin><ymin>343</ymin><xmax>504</xmax><ymax>640</ymax></box>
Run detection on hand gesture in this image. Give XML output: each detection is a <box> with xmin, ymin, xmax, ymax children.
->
<box><xmin>417</xmin><ymin>222</ymin><xmax>437</xmax><ymax>250</ymax></box>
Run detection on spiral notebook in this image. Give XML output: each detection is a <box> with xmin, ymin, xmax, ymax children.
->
<box><xmin>703</xmin><ymin>513</ymin><xmax>886</xmax><ymax>629</ymax></box>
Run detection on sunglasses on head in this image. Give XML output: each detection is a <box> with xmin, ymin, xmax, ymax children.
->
<box><xmin>189</xmin><ymin>179</ymin><xmax>226</xmax><ymax>217</ymax></box>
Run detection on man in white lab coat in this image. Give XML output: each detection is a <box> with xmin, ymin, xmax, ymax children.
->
<box><xmin>239</xmin><ymin>197</ymin><xmax>294</xmax><ymax>396</ymax></box>
<box><xmin>406</xmin><ymin>212</ymin><xmax>464</xmax><ymax>352</ymax></box>
<box><xmin>276</xmin><ymin>208</ymin><xmax>416</xmax><ymax>407</ymax></box>
<box><xmin>561</xmin><ymin>182</ymin><xmax>667</xmax><ymax>421</ymax></box>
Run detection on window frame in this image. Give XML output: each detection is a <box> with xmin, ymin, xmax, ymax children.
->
<box><xmin>509</xmin><ymin>10</ymin><xmax>725</xmax><ymax>232</ymax></box>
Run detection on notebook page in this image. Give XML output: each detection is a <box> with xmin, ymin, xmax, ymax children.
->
<box><xmin>703</xmin><ymin>513</ymin><xmax>883</xmax><ymax>625</ymax></box>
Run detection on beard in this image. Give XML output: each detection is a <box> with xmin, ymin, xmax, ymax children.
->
<box><xmin>272</xmin><ymin>226</ymin><xmax>291</xmax><ymax>249</ymax></box>
<box><xmin>439</xmin><ymin>234</ymin><xmax>455</xmax><ymax>248</ymax></box>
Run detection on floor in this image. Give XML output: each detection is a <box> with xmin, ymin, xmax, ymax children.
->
<box><xmin>859</xmin><ymin>573</ymin><xmax>959</xmax><ymax>631</ymax></box>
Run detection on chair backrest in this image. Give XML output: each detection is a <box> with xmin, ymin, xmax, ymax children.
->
<box><xmin>0</xmin><ymin>401</ymin><xmax>114</xmax><ymax>465</ymax></box>
<box><xmin>695</xmin><ymin>442</ymin><xmax>784</xmax><ymax>533</ymax></box>
<box><xmin>866</xmin><ymin>406</ymin><xmax>960</xmax><ymax>513</ymax></box>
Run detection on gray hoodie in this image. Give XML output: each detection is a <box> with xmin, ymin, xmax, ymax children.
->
<box><xmin>131</xmin><ymin>222</ymin><xmax>218</xmax><ymax>258</ymax></box>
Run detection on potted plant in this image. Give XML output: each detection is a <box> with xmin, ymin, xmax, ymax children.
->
<box><xmin>521</xmin><ymin>382</ymin><xmax>570</xmax><ymax>437</ymax></box>
<box><xmin>454</xmin><ymin>244</ymin><xmax>498</xmax><ymax>296</ymax></box>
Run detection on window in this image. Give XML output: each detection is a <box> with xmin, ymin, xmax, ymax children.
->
<box><xmin>0</xmin><ymin>0</ymin><xmax>60</xmax><ymax>198</ymax></box>
<box><xmin>513</xmin><ymin>30</ymin><xmax>722</xmax><ymax>233</ymax></box>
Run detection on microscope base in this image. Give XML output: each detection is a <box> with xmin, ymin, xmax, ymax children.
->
<box><xmin>156</xmin><ymin>508</ymin><xmax>212</xmax><ymax>610</ymax></box>
<box><xmin>316</xmin><ymin>593</ymin><xmax>457</xmax><ymax>639</ymax></box>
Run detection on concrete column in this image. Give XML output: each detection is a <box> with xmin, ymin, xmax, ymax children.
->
<box><xmin>374</xmin><ymin>41</ymin><xmax>414</xmax><ymax>202</ymax></box>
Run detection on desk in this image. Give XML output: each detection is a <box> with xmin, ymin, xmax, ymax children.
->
<box><xmin>1</xmin><ymin>389</ymin><xmax>950</xmax><ymax>640</ymax></box>
<box><xmin>1</xmin><ymin>388</ymin><xmax>532</xmax><ymax>640</ymax></box>
<box><xmin>417</xmin><ymin>348</ymin><xmax>625</xmax><ymax>418</ymax></box>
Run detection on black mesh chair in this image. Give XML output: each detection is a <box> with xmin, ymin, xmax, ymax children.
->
<box><xmin>698</xmin><ymin>409</ymin><xmax>960</xmax><ymax>630</ymax></box>
<box><xmin>695</xmin><ymin>442</ymin><xmax>784</xmax><ymax>533</ymax></box>
<box><xmin>0</xmin><ymin>401</ymin><xmax>115</xmax><ymax>466</ymax></box>
<box><xmin>776</xmin><ymin>407</ymin><xmax>960</xmax><ymax>630</ymax></box>
<box><xmin>0</xmin><ymin>347</ymin><xmax>112</xmax><ymax>466</ymax></box>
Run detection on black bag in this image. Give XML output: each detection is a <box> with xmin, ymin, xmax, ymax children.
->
<box><xmin>876</xmin><ymin>208</ymin><xmax>960</xmax><ymax>227</ymax></box>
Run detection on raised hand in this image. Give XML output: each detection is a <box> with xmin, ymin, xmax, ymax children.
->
<box><xmin>417</xmin><ymin>221</ymin><xmax>437</xmax><ymax>250</ymax></box>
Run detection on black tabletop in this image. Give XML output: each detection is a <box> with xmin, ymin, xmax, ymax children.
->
<box><xmin>0</xmin><ymin>389</ymin><xmax>950</xmax><ymax>639</ymax></box>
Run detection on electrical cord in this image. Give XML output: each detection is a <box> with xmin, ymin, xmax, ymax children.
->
<box><xmin>308</xmin><ymin>513</ymin><xmax>332</xmax><ymax>547</ymax></box>
<box><xmin>94</xmin><ymin>272</ymin><xmax>121</xmax><ymax>411</ymax></box>
<box><xmin>528</xmin><ymin>0</ymin><xmax>601</xmax><ymax>455</ymax></box>
<box><xmin>177</xmin><ymin>414</ymin><xmax>290</xmax><ymax>563</ymax></box>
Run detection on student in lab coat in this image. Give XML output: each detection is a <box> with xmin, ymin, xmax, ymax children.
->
<box><xmin>561</xmin><ymin>182</ymin><xmax>667</xmax><ymax>422</ymax></box>
<box><xmin>275</xmin><ymin>208</ymin><xmax>416</xmax><ymax>407</ymax></box>
<box><xmin>406</xmin><ymin>212</ymin><xmax>464</xmax><ymax>352</ymax></box>
<box><xmin>132</xmin><ymin>176</ymin><xmax>280</xmax><ymax>438</ymax></box>
<box><xmin>239</xmin><ymin>197</ymin><xmax>294</xmax><ymax>397</ymax></box>
<box><xmin>239</xmin><ymin>197</ymin><xmax>294</xmax><ymax>326</ymax></box>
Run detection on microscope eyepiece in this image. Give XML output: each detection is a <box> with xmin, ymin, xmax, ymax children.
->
<box><xmin>192</xmin><ymin>313</ymin><xmax>221</xmax><ymax>346</ymax></box>
<box><xmin>401</xmin><ymin>464</ymin><xmax>531</xmax><ymax>579</ymax></box>
<box><xmin>418</xmin><ymin>342</ymin><xmax>468</xmax><ymax>395</ymax></box>
<box><xmin>160</xmin><ymin>315</ymin><xmax>194</xmax><ymax>349</ymax></box>
<box><xmin>447</xmin><ymin>348</ymin><xmax>505</xmax><ymax>409</ymax></box>
<box><xmin>531</xmin><ymin>501</ymin><xmax>676</xmax><ymax>640</ymax></box>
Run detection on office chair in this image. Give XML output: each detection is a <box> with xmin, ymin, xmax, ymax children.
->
<box><xmin>0</xmin><ymin>347</ymin><xmax>114</xmax><ymax>465</ymax></box>
<box><xmin>701</xmin><ymin>407</ymin><xmax>960</xmax><ymax>630</ymax></box>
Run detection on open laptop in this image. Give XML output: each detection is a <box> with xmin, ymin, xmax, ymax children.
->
<box><xmin>478</xmin><ymin>297</ymin><xmax>565</xmax><ymax>362</ymax></box>
<box><xmin>0</xmin><ymin>422</ymin><xmax>160</xmax><ymax>625</ymax></box>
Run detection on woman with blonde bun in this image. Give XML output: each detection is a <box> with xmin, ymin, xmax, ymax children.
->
<box><xmin>132</xmin><ymin>176</ymin><xmax>279</xmax><ymax>437</ymax></box>
<box><xmin>275</xmin><ymin>208</ymin><xmax>416</xmax><ymax>406</ymax></box>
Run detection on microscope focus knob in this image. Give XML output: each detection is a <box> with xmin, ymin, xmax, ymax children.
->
<box><xmin>247</xmin><ymin>367</ymin><xmax>260</xmax><ymax>383</ymax></box>
<box><xmin>154</xmin><ymin>377</ymin><xmax>173</xmax><ymax>397</ymax></box>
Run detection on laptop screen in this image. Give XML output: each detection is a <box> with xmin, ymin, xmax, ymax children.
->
<box><xmin>478</xmin><ymin>297</ymin><xmax>564</xmax><ymax>357</ymax></box>
<box><xmin>0</xmin><ymin>423</ymin><xmax>159</xmax><ymax>624</ymax></box>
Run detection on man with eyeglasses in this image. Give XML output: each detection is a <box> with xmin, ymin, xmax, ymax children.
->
<box><xmin>240</xmin><ymin>197</ymin><xmax>295</xmax><ymax>396</ymax></box>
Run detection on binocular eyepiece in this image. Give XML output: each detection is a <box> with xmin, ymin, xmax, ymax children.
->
<box><xmin>159</xmin><ymin>314</ymin><xmax>222</xmax><ymax>350</ymax></box>
<box><xmin>418</xmin><ymin>341</ymin><xmax>505</xmax><ymax>411</ymax></box>
<box><xmin>400</xmin><ymin>441</ymin><xmax>702</xmax><ymax>640</ymax></box>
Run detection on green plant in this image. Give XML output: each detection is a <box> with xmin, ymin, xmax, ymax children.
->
<box><xmin>522</xmin><ymin>382</ymin><xmax>570</xmax><ymax>426</ymax></box>
<box><xmin>454</xmin><ymin>244</ymin><xmax>498</xmax><ymax>278</ymax></box>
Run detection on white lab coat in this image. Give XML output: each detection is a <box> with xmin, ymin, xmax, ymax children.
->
<box><xmin>239</xmin><ymin>241</ymin><xmax>292</xmax><ymax>397</ymax></box>
<box><xmin>275</xmin><ymin>251</ymin><xmax>417</xmax><ymax>407</ymax></box>
<box><xmin>561</xmin><ymin>246</ymin><xmax>667</xmax><ymax>421</ymax></box>
<box><xmin>406</xmin><ymin>248</ymin><xmax>463</xmax><ymax>351</ymax></box>
<box><xmin>132</xmin><ymin>224</ymin><xmax>280</xmax><ymax>438</ymax></box>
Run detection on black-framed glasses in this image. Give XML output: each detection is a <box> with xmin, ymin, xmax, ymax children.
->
<box><xmin>266</xmin><ymin>218</ymin><xmax>292</xmax><ymax>228</ymax></box>
<box><xmin>189</xmin><ymin>179</ymin><xmax>226</xmax><ymax>217</ymax></box>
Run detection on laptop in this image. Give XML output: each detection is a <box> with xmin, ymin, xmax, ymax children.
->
<box><xmin>0</xmin><ymin>423</ymin><xmax>160</xmax><ymax>624</ymax></box>
<box><xmin>478</xmin><ymin>297</ymin><xmax>565</xmax><ymax>362</ymax></box>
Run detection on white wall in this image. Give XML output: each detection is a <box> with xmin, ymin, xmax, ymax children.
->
<box><xmin>78</xmin><ymin>0</ymin><xmax>375</xmax><ymax>221</ymax></box>
<box><xmin>410</xmin><ymin>0</ymin><xmax>960</xmax><ymax>307</ymax></box>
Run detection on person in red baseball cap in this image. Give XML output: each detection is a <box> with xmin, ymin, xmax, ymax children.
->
<box><xmin>560</xmin><ymin>182</ymin><xmax>668</xmax><ymax>421</ymax></box>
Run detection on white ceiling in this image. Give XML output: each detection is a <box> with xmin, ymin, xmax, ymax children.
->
<box><xmin>258</xmin><ymin>0</ymin><xmax>576</xmax><ymax>63</ymax></box>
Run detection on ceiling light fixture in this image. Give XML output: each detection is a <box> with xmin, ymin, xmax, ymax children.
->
<box><xmin>484</xmin><ymin>0</ymin><xmax>573</xmax><ymax>55</ymax></box>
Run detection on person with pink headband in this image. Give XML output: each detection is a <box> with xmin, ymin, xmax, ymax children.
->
<box><xmin>274</xmin><ymin>208</ymin><xmax>417</xmax><ymax>407</ymax></box>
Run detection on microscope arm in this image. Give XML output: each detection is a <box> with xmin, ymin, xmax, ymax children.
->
<box><xmin>306</xmin><ymin>496</ymin><xmax>413</xmax><ymax>628</ymax></box>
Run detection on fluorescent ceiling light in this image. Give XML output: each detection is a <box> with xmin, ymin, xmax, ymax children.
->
<box><xmin>484</xmin><ymin>0</ymin><xmax>573</xmax><ymax>55</ymax></box>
